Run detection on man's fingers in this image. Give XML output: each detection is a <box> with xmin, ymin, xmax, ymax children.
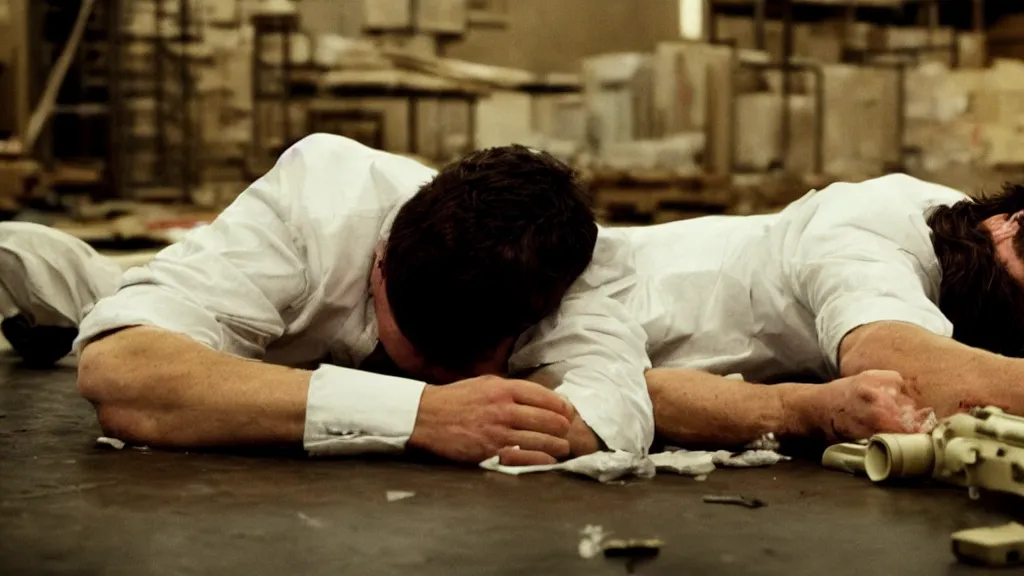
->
<box><xmin>505</xmin><ymin>379</ymin><xmax>575</xmax><ymax>419</ymax></box>
<box><xmin>498</xmin><ymin>447</ymin><xmax>558</xmax><ymax>467</ymax></box>
<box><xmin>509</xmin><ymin>405</ymin><xmax>572</xmax><ymax>437</ymax></box>
<box><xmin>504</xmin><ymin>430</ymin><xmax>571</xmax><ymax>460</ymax></box>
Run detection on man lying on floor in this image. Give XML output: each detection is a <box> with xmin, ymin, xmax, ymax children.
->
<box><xmin>10</xmin><ymin>135</ymin><xmax>655</xmax><ymax>466</ymax></box>
<box><xmin>6</xmin><ymin>149</ymin><xmax>1016</xmax><ymax>458</ymax></box>
<box><xmin>625</xmin><ymin>174</ymin><xmax>1024</xmax><ymax>447</ymax></box>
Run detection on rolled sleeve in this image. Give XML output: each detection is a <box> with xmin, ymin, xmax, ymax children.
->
<box><xmin>304</xmin><ymin>365</ymin><xmax>426</xmax><ymax>456</ymax></box>
<box><xmin>510</xmin><ymin>234</ymin><xmax>654</xmax><ymax>455</ymax></box>
<box><xmin>796</xmin><ymin>252</ymin><xmax>953</xmax><ymax>375</ymax></box>
<box><xmin>74</xmin><ymin>143</ymin><xmax>313</xmax><ymax>358</ymax></box>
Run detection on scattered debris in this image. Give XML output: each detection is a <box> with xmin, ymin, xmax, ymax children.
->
<box><xmin>650</xmin><ymin>448</ymin><xmax>790</xmax><ymax>478</ymax></box>
<box><xmin>717</xmin><ymin>449</ymin><xmax>789</xmax><ymax>467</ymax></box>
<box><xmin>95</xmin><ymin>436</ymin><xmax>125</xmax><ymax>450</ymax></box>
<box><xmin>481</xmin><ymin>444</ymin><xmax>786</xmax><ymax>482</ymax></box>
<box><xmin>480</xmin><ymin>450</ymin><xmax>655</xmax><ymax>483</ymax></box>
<box><xmin>296</xmin><ymin>512</ymin><xmax>326</xmax><ymax>529</ymax></box>
<box><xmin>648</xmin><ymin>450</ymin><xmax>717</xmax><ymax>476</ymax></box>
<box><xmin>602</xmin><ymin>538</ymin><xmax>664</xmax><ymax>558</ymax></box>
<box><xmin>745</xmin><ymin>432</ymin><xmax>781</xmax><ymax>452</ymax></box>
<box><xmin>902</xmin><ymin>405</ymin><xmax>939</xmax><ymax>433</ymax></box>
<box><xmin>702</xmin><ymin>494</ymin><xmax>766</xmax><ymax>509</ymax></box>
<box><xmin>919</xmin><ymin>410</ymin><xmax>940</xmax><ymax>433</ymax></box>
<box><xmin>132</xmin><ymin>445</ymin><xmax>151</xmax><ymax>452</ymax></box>
<box><xmin>385</xmin><ymin>490</ymin><xmax>416</xmax><ymax>502</ymax></box>
<box><xmin>578</xmin><ymin>524</ymin><xmax>608</xmax><ymax>559</ymax></box>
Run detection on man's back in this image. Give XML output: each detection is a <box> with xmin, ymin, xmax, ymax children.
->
<box><xmin>619</xmin><ymin>173</ymin><xmax>968</xmax><ymax>383</ymax></box>
<box><xmin>78</xmin><ymin>133</ymin><xmax>436</xmax><ymax>370</ymax></box>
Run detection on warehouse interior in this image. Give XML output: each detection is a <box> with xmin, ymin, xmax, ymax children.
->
<box><xmin>5</xmin><ymin>0</ymin><xmax>1024</xmax><ymax>574</ymax></box>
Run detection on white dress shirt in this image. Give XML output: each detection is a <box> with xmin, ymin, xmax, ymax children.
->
<box><xmin>619</xmin><ymin>173</ymin><xmax>968</xmax><ymax>383</ymax></box>
<box><xmin>74</xmin><ymin>134</ymin><xmax>653</xmax><ymax>456</ymax></box>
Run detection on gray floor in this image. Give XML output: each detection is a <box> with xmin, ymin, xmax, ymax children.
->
<box><xmin>0</xmin><ymin>350</ymin><xmax>1018</xmax><ymax>576</ymax></box>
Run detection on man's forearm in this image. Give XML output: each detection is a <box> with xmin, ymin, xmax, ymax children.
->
<box><xmin>525</xmin><ymin>365</ymin><xmax>604</xmax><ymax>457</ymax></box>
<box><xmin>78</xmin><ymin>326</ymin><xmax>310</xmax><ymax>447</ymax></box>
<box><xmin>839</xmin><ymin>321</ymin><xmax>1024</xmax><ymax>416</ymax></box>
<box><xmin>647</xmin><ymin>368</ymin><xmax>820</xmax><ymax>446</ymax></box>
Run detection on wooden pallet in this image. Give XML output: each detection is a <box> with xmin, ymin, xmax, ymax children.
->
<box><xmin>584</xmin><ymin>168</ymin><xmax>730</xmax><ymax>190</ymax></box>
<box><xmin>586</xmin><ymin>169</ymin><xmax>734</xmax><ymax>224</ymax></box>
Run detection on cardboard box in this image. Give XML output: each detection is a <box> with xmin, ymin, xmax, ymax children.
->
<box><xmin>735</xmin><ymin>93</ymin><xmax>782</xmax><ymax>171</ymax></box>
<box><xmin>415</xmin><ymin>0</ymin><xmax>467</xmax><ymax>35</ymax></box>
<box><xmin>959</xmin><ymin>32</ymin><xmax>987</xmax><ymax>68</ymax></box>
<box><xmin>533</xmin><ymin>94</ymin><xmax>584</xmax><ymax>142</ymax></box>
<box><xmin>652</xmin><ymin>42</ymin><xmax>732</xmax><ymax>137</ymax></box>
<box><xmin>364</xmin><ymin>0</ymin><xmax>411</xmax><ymax>31</ymax></box>
<box><xmin>583</xmin><ymin>53</ymin><xmax>656</xmax><ymax>150</ymax></box>
<box><xmin>821</xmin><ymin>64</ymin><xmax>901</xmax><ymax>177</ymax></box>
<box><xmin>475</xmin><ymin>90</ymin><xmax>534</xmax><ymax>149</ymax></box>
<box><xmin>598</xmin><ymin>135</ymin><xmax>704</xmax><ymax>172</ymax></box>
<box><xmin>202</xmin><ymin>0</ymin><xmax>239</xmax><ymax>26</ymax></box>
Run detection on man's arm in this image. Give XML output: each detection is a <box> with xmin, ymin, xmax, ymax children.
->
<box><xmin>510</xmin><ymin>233</ymin><xmax>655</xmax><ymax>457</ymax></box>
<box><xmin>840</xmin><ymin>321</ymin><xmax>1024</xmax><ymax>417</ymax></box>
<box><xmin>79</xmin><ymin>327</ymin><xmax>309</xmax><ymax>447</ymax></box>
<box><xmin>81</xmin><ymin>326</ymin><xmax>575</xmax><ymax>462</ymax></box>
<box><xmin>647</xmin><ymin>367</ymin><xmax>926</xmax><ymax>446</ymax></box>
<box><xmin>790</xmin><ymin>224</ymin><xmax>1024</xmax><ymax>419</ymax></box>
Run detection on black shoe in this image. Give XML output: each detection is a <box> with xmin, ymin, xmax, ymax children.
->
<box><xmin>2</xmin><ymin>314</ymin><xmax>78</xmax><ymax>368</ymax></box>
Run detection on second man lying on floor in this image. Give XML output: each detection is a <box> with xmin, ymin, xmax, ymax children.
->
<box><xmin>612</xmin><ymin>174</ymin><xmax>1024</xmax><ymax>447</ymax></box>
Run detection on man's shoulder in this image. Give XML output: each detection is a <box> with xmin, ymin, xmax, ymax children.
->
<box><xmin>272</xmin><ymin>134</ymin><xmax>436</xmax><ymax>218</ymax></box>
<box><xmin>814</xmin><ymin>174</ymin><xmax>967</xmax><ymax>214</ymax></box>
<box><xmin>784</xmin><ymin>174</ymin><xmax>963</xmax><ymax>264</ymax></box>
<box><xmin>286</xmin><ymin>134</ymin><xmax>435</xmax><ymax>180</ymax></box>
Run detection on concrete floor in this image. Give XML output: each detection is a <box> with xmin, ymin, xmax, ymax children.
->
<box><xmin>0</xmin><ymin>351</ymin><xmax>1018</xmax><ymax>576</ymax></box>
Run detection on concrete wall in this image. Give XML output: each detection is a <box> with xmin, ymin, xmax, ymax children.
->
<box><xmin>298</xmin><ymin>0</ymin><xmax>682</xmax><ymax>73</ymax></box>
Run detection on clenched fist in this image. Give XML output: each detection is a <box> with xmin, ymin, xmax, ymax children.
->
<box><xmin>407</xmin><ymin>376</ymin><xmax>576</xmax><ymax>465</ymax></box>
<box><xmin>813</xmin><ymin>369</ymin><xmax>933</xmax><ymax>442</ymax></box>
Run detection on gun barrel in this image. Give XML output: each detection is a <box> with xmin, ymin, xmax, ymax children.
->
<box><xmin>866</xmin><ymin>434</ymin><xmax>936</xmax><ymax>482</ymax></box>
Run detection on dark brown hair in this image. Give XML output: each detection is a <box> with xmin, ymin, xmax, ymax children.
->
<box><xmin>382</xmin><ymin>145</ymin><xmax>597</xmax><ymax>373</ymax></box>
<box><xmin>928</xmin><ymin>183</ymin><xmax>1024</xmax><ymax>356</ymax></box>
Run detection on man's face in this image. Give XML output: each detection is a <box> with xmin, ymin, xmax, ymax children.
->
<box><xmin>982</xmin><ymin>212</ymin><xmax>1024</xmax><ymax>285</ymax></box>
<box><xmin>369</xmin><ymin>256</ymin><xmax>513</xmax><ymax>383</ymax></box>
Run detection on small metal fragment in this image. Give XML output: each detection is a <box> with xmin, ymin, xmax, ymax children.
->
<box><xmin>602</xmin><ymin>538</ymin><xmax>663</xmax><ymax>558</ymax></box>
<box><xmin>702</xmin><ymin>494</ymin><xmax>766</xmax><ymax>509</ymax></box>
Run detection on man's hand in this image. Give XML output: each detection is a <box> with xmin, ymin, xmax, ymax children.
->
<box><xmin>407</xmin><ymin>376</ymin><xmax>575</xmax><ymax>466</ymax></box>
<box><xmin>807</xmin><ymin>369</ymin><xmax>932</xmax><ymax>442</ymax></box>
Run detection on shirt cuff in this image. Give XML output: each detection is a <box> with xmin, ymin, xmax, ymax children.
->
<box><xmin>304</xmin><ymin>364</ymin><xmax>426</xmax><ymax>456</ymax></box>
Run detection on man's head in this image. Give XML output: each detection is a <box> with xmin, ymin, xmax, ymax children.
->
<box><xmin>373</xmin><ymin>145</ymin><xmax>597</xmax><ymax>382</ymax></box>
<box><xmin>928</xmin><ymin>183</ymin><xmax>1024</xmax><ymax>356</ymax></box>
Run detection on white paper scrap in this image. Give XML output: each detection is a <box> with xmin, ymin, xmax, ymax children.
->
<box><xmin>95</xmin><ymin>437</ymin><xmax>125</xmax><ymax>450</ymax></box>
<box><xmin>578</xmin><ymin>524</ymin><xmax>608</xmax><ymax>559</ymax></box>
<box><xmin>479</xmin><ymin>450</ymin><xmax>654</xmax><ymax>483</ymax></box>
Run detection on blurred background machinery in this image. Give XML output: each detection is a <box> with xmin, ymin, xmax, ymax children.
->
<box><xmin>0</xmin><ymin>0</ymin><xmax>1023</xmax><ymax>242</ymax></box>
